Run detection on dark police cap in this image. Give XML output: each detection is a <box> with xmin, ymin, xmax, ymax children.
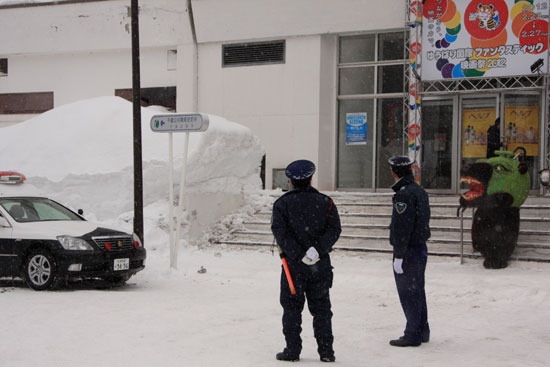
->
<box><xmin>285</xmin><ymin>159</ymin><xmax>316</xmax><ymax>180</ymax></box>
<box><xmin>388</xmin><ymin>155</ymin><xmax>414</xmax><ymax>167</ymax></box>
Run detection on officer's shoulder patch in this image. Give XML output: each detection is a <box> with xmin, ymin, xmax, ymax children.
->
<box><xmin>395</xmin><ymin>202</ymin><xmax>407</xmax><ymax>214</ymax></box>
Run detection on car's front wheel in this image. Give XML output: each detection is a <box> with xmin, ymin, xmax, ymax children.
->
<box><xmin>24</xmin><ymin>249</ymin><xmax>57</xmax><ymax>291</ymax></box>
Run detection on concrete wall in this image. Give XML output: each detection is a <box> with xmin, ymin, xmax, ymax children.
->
<box><xmin>186</xmin><ymin>0</ymin><xmax>406</xmax><ymax>189</ymax></box>
<box><xmin>192</xmin><ymin>35</ymin><xmax>324</xmax><ymax>189</ymax></box>
<box><xmin>0</xmin><ymin>48</ymin><xmax>178</xmax><ymax>108</ymax></box>
<box><xmin>0</xmin><ymin>0</ymin><xmax>188</xmax><ymax>112</ymax></box>
<box><xmin>191</xmin><ymin>0</ymin><xmax>405</xmax><ymax>43</ymax></box>
<box><xmin>0</xmin><ymin>0</ymin><xmax>190</xmax><ymax>54</ymax></box>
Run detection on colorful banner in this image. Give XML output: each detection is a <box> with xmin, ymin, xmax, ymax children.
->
<box><xmin>462</xmin><ymin>107</ymin><xmax>496</xmax><ymax>158</ymax></box>
<box><xmin>422</xmin><ymin>0</ymin><xmax>549</xmax><ymax>80</ymax></box>
<box><xmin>409</xmin><ymin>0</ymin><xmax>423</xmax><ymax>183</ymax></box>
<box><xmin>504</xmin><ymin>105</ymin><xmax>539</xmax><ymax>155</ymax></box>
<box><xmin>346</xmin><ymin>112</ymin><xmax>367</xmax><ymax>145</ymax></box>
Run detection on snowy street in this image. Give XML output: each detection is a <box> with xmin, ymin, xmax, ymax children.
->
<box><xmin>1</xmin><ymin>246</ymin><xmax>549</xmax><ymax>367</ymax></box>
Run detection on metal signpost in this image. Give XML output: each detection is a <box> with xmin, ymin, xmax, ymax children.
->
<box><xmin>150</xmin><ymin>113</ymin><xmax>210</xmax><ymax>269</ymax></box>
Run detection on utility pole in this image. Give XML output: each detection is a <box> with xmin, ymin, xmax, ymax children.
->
<box><xmin>131</xmin><ymin>0</ymin><xmax>144</xmax><ymax>245</ymax></box>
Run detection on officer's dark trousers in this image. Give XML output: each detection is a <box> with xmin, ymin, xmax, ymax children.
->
<box><xmin>394</xmin><ymin>243</ymin><xmax>429</xmax><ymax>344</ymax></box>
<box><xmin>280</xmin><ymin>263</ymin><xmax>334</xmax><ymax>357</ymax></box>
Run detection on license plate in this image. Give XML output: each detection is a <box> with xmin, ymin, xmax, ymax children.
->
<box><xmin>114</xmin><ymin>258</ymin><xmax>129</xmax><ymax>271</ymax></box>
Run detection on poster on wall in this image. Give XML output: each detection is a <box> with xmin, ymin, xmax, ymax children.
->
<box><xmin>504</xmin><ymin>105</ymin><xmax>539</xmax><ymax>155</ymax></box>
<box><xmin>422</xmin><ymin>0</ymin><xmax>549</xmax><ymax>80</ymax></box>
<box><xmin>346</xmin><ymin>112</ymin><xmax>367</xmax><ymax>145</ymax></box>
<box><xmin>462</xmin><ymin>107</ymin><xmax>496</xmax><ymax>158</ymax></box>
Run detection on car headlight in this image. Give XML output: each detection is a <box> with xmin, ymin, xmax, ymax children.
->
<box><xmin>132</xmin><ymin>233</ymin><xmax>143</xmax><ymax>248</ymax></box>
<box><xmin>57</xmin><ymin>236</ymin><xmax>94</xmax><ymax>251</ymax></box>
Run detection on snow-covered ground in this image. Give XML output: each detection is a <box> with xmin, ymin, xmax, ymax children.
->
<box><xmin>0</xmin><ymin>97</ymin><xmax>549</xmax><ymax>366</ymax></box>
<box><xmin>1</xmin><ymin>245</ymin><xmax>549</xmax><ymax>367</ymax></box>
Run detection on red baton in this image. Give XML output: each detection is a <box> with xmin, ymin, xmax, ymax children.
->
<box><xmin>281</xmin><ymin>257</ymin><xmax>296</xmax><ymax>295</ymax></box>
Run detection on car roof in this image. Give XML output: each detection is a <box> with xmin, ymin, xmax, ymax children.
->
<box><xmin>0</xmin><ymin>196</ymin><xmax>50</xmax><ymax>200</ymax></box>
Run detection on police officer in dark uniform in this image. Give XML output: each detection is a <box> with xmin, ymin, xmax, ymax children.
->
<box><xmin>388</xmin><ymin>155</ymin><xmax>431</xmax><ymax>347</ymax></box>
<box><xmin>271</xmin><ymin>159</ymin><xmax>341</xmax><ymax>362</ymax></box>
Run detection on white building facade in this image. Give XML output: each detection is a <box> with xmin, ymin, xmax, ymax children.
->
<box><xmin>1</xmin><ymin>0</ymin><xmax>548</xmax><ymax>193</ymax></box>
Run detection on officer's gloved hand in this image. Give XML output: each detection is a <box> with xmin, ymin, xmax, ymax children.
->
<box><xmin>393</xmin><ymin>258</ymin><xmax>404</xmax><ymax>274</ymax></box>
<box><xmin>302</xmin><ymin>247</ymin><xmax>320</xmax><ymax>265</ymax></box>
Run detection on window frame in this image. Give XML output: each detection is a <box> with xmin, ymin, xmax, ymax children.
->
<box><xmin>336</xmin><ymin>31</ymin><xmax>407</xmax><ymax>190</ymax></box>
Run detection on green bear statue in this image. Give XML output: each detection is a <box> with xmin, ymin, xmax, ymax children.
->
<box><xmin>459</xmin><ymin>148</ymin><xmax>530</xmax><ymax>269</ymax></box>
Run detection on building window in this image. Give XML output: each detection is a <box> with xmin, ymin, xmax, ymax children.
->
<box><xmin>222</xmin><ymin>40</ymin><xmax>285</xmax><ymax>67</ymax></box>
<box><xmin>0</xmin><ymin>59</ymin><xmax>7</xmax><ymax>76</ymax></box>
<box><xmin>337</xmin><ymin>32</ymin><xmax>406</xmax><ymax>189</ymax></box>
<box><xmin>0</xmin><ymin>92</ymin><xmax>54</xmax><ymax>114</ymax></box>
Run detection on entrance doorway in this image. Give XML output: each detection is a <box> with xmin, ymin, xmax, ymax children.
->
<box><xmin>421</xmin><ymin>99</ymin><xmax>456</xmax><ymax>191</ymax></box>
<box><xmin>460</xmin><ymin>95</ymin><xmax>498</xmax><ymax>168</ymax></box>
<box><xmin>419</xmin><ymin>91</ymin><xmax>543</xmax><ymax>193</ymax></box>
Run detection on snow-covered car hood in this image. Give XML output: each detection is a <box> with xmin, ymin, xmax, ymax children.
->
<box><xmin>10</xmin><ymin>220</ymin><xmax>121</xmax><ymax>240</ymax></box>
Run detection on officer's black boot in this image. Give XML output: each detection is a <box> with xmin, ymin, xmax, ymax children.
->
<box><xmin>421</xmin><ymin>329</ymin><xmax>430</xmax><ymax>343</ymax></box>
<box><xmin>276</xmin><ymin>348</ymin><xmax>300</xmax><ymax>362</ymax></box>
<box><xmin>318</xmin><ymin>342</ymin><xmax>335</xmax><ymax>362</ymax></box>
<box><xmin>389</xmin><ymin>337</ymin><xmax>421</xmax><ymax>347</ymax></box>
<box><xmin>320</xmin><ymin>355</ymin><xmax>336</xmax><ymax>362</ymax></box>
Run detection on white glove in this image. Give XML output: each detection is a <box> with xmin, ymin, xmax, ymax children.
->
<box><xmin>302</xmin><ymin>246</ymin><xmax>320</xmax><ymax>265</ymax></box>
<box><xmin>393</xmin><ymin>258</ymin><xmax>404</xmax><ymax>274</ymax></box>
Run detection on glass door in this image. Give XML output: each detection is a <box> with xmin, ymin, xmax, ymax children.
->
<box><xmin>502</xmin><ymin>93</ymin><xmax>541</xmax><ymax>190</ymax></box>
<box><xmin>421</xmin><ymin>99</ymin><xmax>456</xmax><ymax>191</ymax></box>
<box><xmin>460</xmin><ymin>96</ymin><xmax>498</xmax><ymax>169</ymax></box>
<box><xmin>337</xmin><ymin>99</ymin><xmax>374</xmax><ymax>189</ymax></box>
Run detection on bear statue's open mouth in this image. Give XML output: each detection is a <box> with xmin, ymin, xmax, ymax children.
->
<box><xmin>460</xmin><ymin>176</ymin><xmax>485</xmax><ymax>201</ymax></box>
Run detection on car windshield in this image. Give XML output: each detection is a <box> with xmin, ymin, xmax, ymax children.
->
<box><xmin>0</xmin><ymin>198</ymin><xmax>83</xmax><ymax>223</ymax></box>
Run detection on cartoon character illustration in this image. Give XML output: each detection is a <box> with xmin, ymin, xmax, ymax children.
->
<box><xmin>478</xmin><ymin>131</ymin><xmax>486</xmax><ymax>145</ymax></box>
<box><xmin>506</xmin><ymin>122</ymin><xmax>512</xmax><ymax>141</ymax></box>
<box><xmin>528</xmin><ymin>127</ymin><xmax>536</xmax><ymax>143</ymax></box>
<box><xmin>519</xmin><ymin>128</ymin><xmax>527</xmax><ymax>144</ymax></box>
<box><xmin>458</xmin><ymin>148</ymin><xmax>530</xmax><ymax>269</ymax></box>
<box><xmin>473</xmin><ymin>3</ymin><xmax>501</xmax><ymax>31</ymax></box>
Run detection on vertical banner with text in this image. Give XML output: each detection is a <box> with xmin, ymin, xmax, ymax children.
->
<box><xmin>409</xmin><ymin>0</ymin><xmax>423</xmax><ymax>183</ymax></box>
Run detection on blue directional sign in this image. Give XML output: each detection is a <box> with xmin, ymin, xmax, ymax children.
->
<box><xmin>150</xmin><ymin>113</ymin><xmax>210</xmax><ymax>133</ymax></box>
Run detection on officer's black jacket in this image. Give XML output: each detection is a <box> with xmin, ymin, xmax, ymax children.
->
<box><xmin>271</xmin><ymin>186</ymin><xmax>341</xmax><ymax>263</ymax></box>
<box><xmin>389</xmin><ymin>174</ymin><xmax>431</xmax><ymax>258</ymax></box>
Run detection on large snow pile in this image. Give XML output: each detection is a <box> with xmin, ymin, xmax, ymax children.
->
<box><xmin>0</xmin><ymin>96</ymin><xmax>264</xmax><ymax>242</ymax></box>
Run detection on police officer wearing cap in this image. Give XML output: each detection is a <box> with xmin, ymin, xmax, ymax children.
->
<box><xmin>271</xmin><ymin>159</ymin><xmax>341</xmax><ymax>362</ymax></box>
<box><xmin>388</xmin><ymin>155</ymin><xmax>431</xmax><ymax>347</ymax></box>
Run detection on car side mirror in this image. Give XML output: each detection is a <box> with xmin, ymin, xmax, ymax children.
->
<box><xmin>0</xmin><ymin>216</ymin><xmax>10</xmax><ymax>227</ymax></box>
<box><xmin>78</xmin><ymin>209</ymin><xmax>84</xmax><ymax>215</ymax></box>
